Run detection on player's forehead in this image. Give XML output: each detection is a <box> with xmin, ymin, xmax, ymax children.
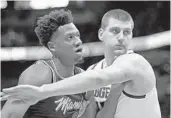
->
<box><xmin>106</xmin><ymin>18</ymin><xmax>132</xmax><ymax>30</ymax></box>
<box><xmin>59</xmin><ymin>23</ymin><xmax>79</xmax><ymax>34</ymax></box>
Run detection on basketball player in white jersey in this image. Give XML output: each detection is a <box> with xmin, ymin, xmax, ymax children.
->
<box><xmin>1</xmin><ymin>9</ymin><xmax>163</xmax><ymax>118</ymax></box>
<box><xmin>85</xmin><ymin>50</ymin><xmax>133</xmax><ymax>118</ymax></box>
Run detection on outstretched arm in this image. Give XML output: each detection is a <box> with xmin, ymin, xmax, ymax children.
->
<box><xmin>1</xmin><ymin>54</ymin><xmax>155</xmax><ymax>103</ymax></box>
<box><xmin>41</xmin><ymin>53</ymin><xmax>154</xmax><ymax>98</ymax></box>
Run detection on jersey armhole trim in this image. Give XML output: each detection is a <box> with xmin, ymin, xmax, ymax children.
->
<box><xmin>122</xmin><ymin>90</ymin><xmax>146</xmax><ymax>99</ymax></box>
<box><xmin>39</xmin><ymin>60</ymin><xmax>56</xmax><ymax>83</ymax></box>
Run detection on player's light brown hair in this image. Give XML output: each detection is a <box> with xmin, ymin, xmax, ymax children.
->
<box><xmin>101</xmin><ymin>9</ymin><xmax>134</xmax><ymax>29</ymax></box>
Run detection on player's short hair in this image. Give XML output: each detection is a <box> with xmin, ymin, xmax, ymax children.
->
<box><xmin>101</xmin><ymin>9</ymin><xmax>134</xmax><ymax>29</ymax></box>
<box><xmin>34</xmin><ymin>9</ymin><xmax>73</xmax><ymax>47</ymax></box>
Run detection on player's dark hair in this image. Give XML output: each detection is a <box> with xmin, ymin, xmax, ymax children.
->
<box><xmin>35</xmin><ymin>9</ymin><xmax>73</xmax><ymax>47</ymax></box>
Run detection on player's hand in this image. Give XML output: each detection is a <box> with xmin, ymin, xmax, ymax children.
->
<box><xmin>0</xmin><ymin>85</ymin><xmax>46</xmax><ymax>105</ymax></box>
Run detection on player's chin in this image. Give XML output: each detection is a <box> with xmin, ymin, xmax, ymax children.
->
<box><xmin>114</xmin><ymin>49</ymin><xmax>126</xmax><ymax>55</ymax></box>
<box><xmin>75</xmin><ymin>55</ymin><xmax>84</xmax><ymax>64</ymax></box>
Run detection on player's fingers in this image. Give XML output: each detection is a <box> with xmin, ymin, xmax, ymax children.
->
<box><xmin>0</xmin><ymin>92</ymin><xmax>5</xmax><ymax>97</ymax></box>
<box><xmin>0</xmin><ymin>94</ymin><xmax>27</xmax><ymax>102</ymax></box>
<box><xmin>0</xmin><ymin>95</ymin><xmax>11</xmax><ymax>101</ymax></box>
<box><xmin>2</xmin><ymin>91</ymin><xmax>23</xmax><ymax>100</ymax></box>
<box><xmin>2</xmin><ymin>86</ymin><xmax>21</xmax><ymax>93</ymax></box>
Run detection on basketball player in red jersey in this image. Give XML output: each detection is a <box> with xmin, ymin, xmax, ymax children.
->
<box><xmin>1</xmin><ymin>9</ymin><xmax>92</xmax><ymax>118</ymax></box>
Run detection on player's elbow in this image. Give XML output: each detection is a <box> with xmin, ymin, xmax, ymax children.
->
<box><xmin>135</xmin><ymin>65</ymin><xmax>156</xmax><ymax>92</ymax></box>
<box><xmin>144</xmin><ymin>71</ymin><xmax>156</xmax><ymax>91</ymax></box>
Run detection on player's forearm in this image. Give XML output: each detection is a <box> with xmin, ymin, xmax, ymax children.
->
<box><xmin>1</xmin><ymin>113</ymin><xmax>23</xmax><ymax>118</ymax></box>
<box><xmin>1</xmin><ymin>108</ymin><xmax>27</xmax><ymax>118</ymax></box>
<box><xmin>80</xmin><ymin>97</ymin><xmax>98</xmax><ymax>118</ymax></box>
<box><xmin>1</xmin><ymin>100</ymin><xmax>30</xmax><ymax>118</ymax></box>
<box><xmin>96</xmin><ymin>85</ymin><xmax>123</xmax><ymax>118</ymax></box>
<box><xmin>40</xmin><ymin>64</ymin><xmax>129</xmax><ymax>98</ymax></box>
<box><xmin>41</xmin><ymin>70</ymin><xmax>108</xmax><ymax>98</ymax></box>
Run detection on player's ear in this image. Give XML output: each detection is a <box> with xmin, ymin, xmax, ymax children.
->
<box><xmin>98</xmin><ymin>28</ymin><xmax>104</xmax><ymax>41</ymax></box>
<box><xmin>47</xmin><ymin>41</ymin><xmax>55</xmax><ymax>51</ymax></box>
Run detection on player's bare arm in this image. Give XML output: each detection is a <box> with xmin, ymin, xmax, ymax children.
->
<box><xmin>40</xmin><ymin>53</ymin><xmax>154</xmax><ymax>97</ymax></box>
<box><xmin>1</xmin><ymin>53</ymin><xmax>154</xmax><ymax>103</ymax></box>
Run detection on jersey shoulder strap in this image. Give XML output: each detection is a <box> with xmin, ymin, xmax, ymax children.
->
<box><xmin>39</xmin><ymin>60</ymin><xmax>57</xmax><ymax>83</ymax></box>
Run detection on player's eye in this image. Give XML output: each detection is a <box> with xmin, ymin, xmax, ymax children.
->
<box><xmin>68</xmin><ymin>35</ymin><xmax>73</xmax><ymax>40</ymax></box>
<box><xmin>110</xmin><ymin>28</ymin><xmax>120</xmax><ymax>34</ymax></box>
<box><xmin>123</xmin><ymin>30</ymin><xmax>131</xmax><ymax>35</ymax></box>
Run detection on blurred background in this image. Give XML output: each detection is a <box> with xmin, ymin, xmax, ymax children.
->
<box><xmin>1</xmin><ymin>0</ymin><xmax>170</xmax><ymax>118</ymax></box>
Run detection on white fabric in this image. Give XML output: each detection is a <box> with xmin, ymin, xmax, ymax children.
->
<box><xmin>87</xmin><ymin>59</ymin><xmax>112</xmax><ymax>102</ymax></box>
<box><xmin>114</xmin><ymin>87</ymin><xmax>161</xmax><ymax>118</ymax></box>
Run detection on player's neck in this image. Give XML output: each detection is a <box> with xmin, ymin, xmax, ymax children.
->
<box><xmin>52</xmin><ymin>57</ymin><xmax>75</xmax><ymax>78</ymax></box>
<box><xmin>104</xmin><ymin>48</ymin><xmax>129</xmax><ymax>66</ymax></box>
<box><xmin>104</xmin><ymin>51</ymin><xmax>118</xmax><ymax>67</ymax></box>
<box><xmin>104</xmin><ymin>47</ymin><xmax>118</xmax><ymax>66</ymax></box>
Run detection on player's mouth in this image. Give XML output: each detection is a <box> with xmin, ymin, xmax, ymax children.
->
<box><xmin>75</xmin><ymin>47</ymin><xmax>83</xmax><ymax>55</ymax></box>
<box><xmin>114</xmin><ymin>45</ymin><xmax>125</xmax><ymax>50</ymax></box>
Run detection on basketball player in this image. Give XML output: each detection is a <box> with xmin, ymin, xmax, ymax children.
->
<box><xmin>1</xmin><ymin>9</ymin><xmax>164</xmax><ymax>118</ymax></box>
<box><xmin>1</xmin><ymin>9</ymin><xmax>92</xmax><ymax>118</ymax></box>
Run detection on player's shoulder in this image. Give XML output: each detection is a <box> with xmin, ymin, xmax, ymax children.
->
<box><xmin>117</xmin><ymin>53</ymin><xmax>149</xmax><ymax>65</ymax></box>
<box><xmin>124</xmin><ymin>53</ymin><xmax>155</xmax><ymax>90</ymax></box>
<box><xmin>113</xmin><ymin>53</ymin><xmax>153</xmax><ymax>75</ymax></box>
<box><xmin>18</xmin><ymin>60</ymin><xmax>52</xmax><ymax>86</ymax></box>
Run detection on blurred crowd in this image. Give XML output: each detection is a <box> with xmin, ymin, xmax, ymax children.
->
<box><xmin>1</xmin><ymin>1</ymin><xmax>170</xmax><ymax>118</ymax></box>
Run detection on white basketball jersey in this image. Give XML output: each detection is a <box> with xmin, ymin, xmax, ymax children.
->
<box><xmin>87</xmin><ymin>50</ymin><xmax>134</xmax><ymax>103</ymax></box>
<box><xmin>87</xmin><ymin>50</ymin><xmax>161</xmax><ymax>118</ymax></box>
<box><xmin>114</xmin><ymin>86</ymin><xmax>161</xmax><ymax>118</ymax></box>
<box><xmin>87</xmin><ymin>59</ymin><xmax>111</xmax><ymax>102</ymax></box>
